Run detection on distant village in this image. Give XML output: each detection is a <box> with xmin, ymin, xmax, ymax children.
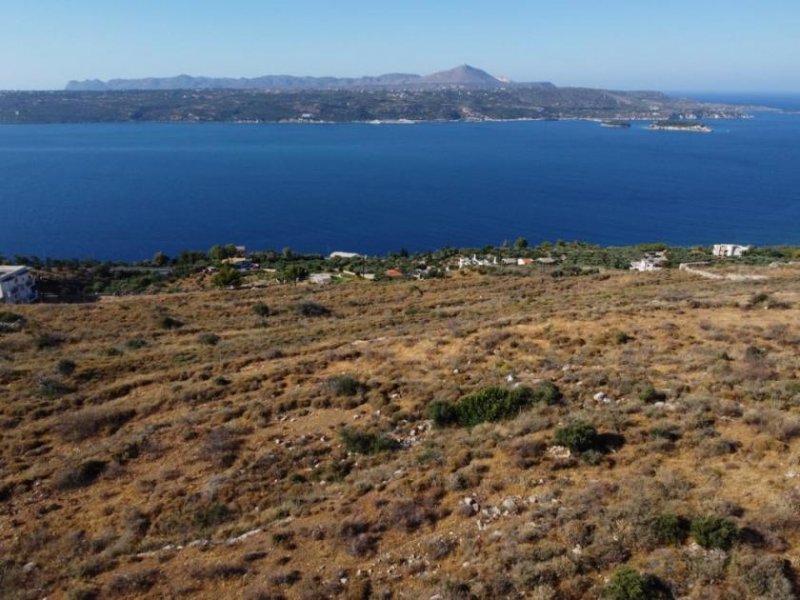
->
<box><xmin>1</xmin><ymin>240</ymin><xmax>794</xmax><ymax>304</ymax></box>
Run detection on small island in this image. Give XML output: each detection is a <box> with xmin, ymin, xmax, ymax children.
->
<box><xmin>600</xmin><ymin>120</ymin><xmax>631</xmax><ymax>128</ymax></box>
<box><xmin>649</xmin><ymin>120</ymin><xmax>712</xmax><ymax>133</ymax></box>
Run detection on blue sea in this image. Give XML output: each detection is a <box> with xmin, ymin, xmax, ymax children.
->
<box><xmin>1</xmin><ymin>95</ymin><xmax>799</xmax><ymax>261</ymax></box>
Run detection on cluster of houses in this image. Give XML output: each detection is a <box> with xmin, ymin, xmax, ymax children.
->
<box><xmin>0</xmin><ymin>266</ymin><xmax>37</xmax><ymax>304</ymax></box>
<box><xmin>455</xmin><ymin>255</ymin><xmax>558</xmax><ymax>269</ymax></box>
<box><xmin>629</xmin><ymin>244</ymin><xmax>753</xmax><ymax>272</ymax></box>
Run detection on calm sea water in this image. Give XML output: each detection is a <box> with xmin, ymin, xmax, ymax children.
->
<box><xmin>1</xmin><ymin>96</ymin><xmax>799</xmax><ymax>261</ymax></box>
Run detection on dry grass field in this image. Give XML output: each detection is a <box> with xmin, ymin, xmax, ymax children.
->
<box><xmin>2</xmin><ymin>265</ymin><xmax>800</xmax><ymax>599</ymax></box>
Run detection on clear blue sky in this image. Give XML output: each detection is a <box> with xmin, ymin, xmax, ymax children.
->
<box><xmin>1</xmin><ymin>0</ymin><xmax>798</xmax><ymax>91</ymax></box>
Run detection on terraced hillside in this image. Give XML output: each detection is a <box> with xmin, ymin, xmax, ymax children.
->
<box><xmin>1</xmin><ymin>266</ymin><xmax>800</xmax><ymax>599</ymax></box>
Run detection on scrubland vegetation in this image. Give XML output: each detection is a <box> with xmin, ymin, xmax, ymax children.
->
<box><xmin>1</xmin><ymin>263</ymin><xmax>800</xmax><ymax>598</ymax></box>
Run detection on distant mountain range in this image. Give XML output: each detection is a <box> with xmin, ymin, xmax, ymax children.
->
<box><xmin>66</xmin><ymin>65</ymin><xmax>553</xmax><ymax>91</ymax></box>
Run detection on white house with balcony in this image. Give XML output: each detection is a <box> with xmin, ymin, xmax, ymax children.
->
<box><xmin>0</xmin><ymin>266</ymin><xmax>37</xmax><ymax>304</ymax></box>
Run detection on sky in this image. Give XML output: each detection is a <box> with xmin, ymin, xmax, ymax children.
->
<box><xmin>1</xmin><ymin>0</ymin><xmax>798</xmax><ymax>92</ymax></box>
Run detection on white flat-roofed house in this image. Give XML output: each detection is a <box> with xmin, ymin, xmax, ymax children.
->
<box><xmin>328</xmin><ymin>251</ymin><xmax>362</xmax><ymax>260</ymax></box>
<box><xmin>713</xmin><ymin>244</ymin><xmax>752</xmax><ymax>258</ymax></box>
<box><xmin>0</xmin><ymin>266</ymin><xmax>37</xmax><ymax>304</ymax></box>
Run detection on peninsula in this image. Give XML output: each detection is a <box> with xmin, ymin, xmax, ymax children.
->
<box><xmin>0</xmin><ymin>65</ymin><xmax>750</xmax><ymax>124</ymax></box>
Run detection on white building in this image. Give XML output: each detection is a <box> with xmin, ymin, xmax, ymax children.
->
<box><xmin>328</xmin><ymin>251</ymin><xmax>362</xmax><ymax>260</ymax></box>
<box><xmin>630</xmin><ymin>259</ymin><xmax>663</xmax><ymax>272</ymax></box>
<box><xmin>630</xmin><ymin>251</ymin><xmax>667</xmax><ymax>272</ymax></box>
<box><xmin>309</xmin><ymin>273</ymin><xmax>334</xmax><ymax>285</ymax></box>
<box><xmin>713</xmin><ymin>244</ymin><xmax>752</xmax><ymax>258</ymax></box>
<box><xmin>457</xmin><ymin>255</ymin><xmax>498</xmax><ymax>269</ymax></box>
<box><xmin>0</xmin><ymin>266</ymin><xmax>37</xmax><ymax>304</ymax></box>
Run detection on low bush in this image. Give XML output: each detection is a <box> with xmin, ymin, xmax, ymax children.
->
<box><xmin>327</xmin><ymin>375</ymin><xmax>362</xmax><ymax>397</ymax></box>
<box><xmin>554</xmin><ymin>421</ymin><xmax>599</xmax><ymax>453</ymax></box>
<box><xmin>340</xmin><ymin>428</ymin><xmax>399</xmax><ymax>454</ymax></box>
<box><xmin>198</xmin><ymin>333</ymin><xmax>221</xmax><ymax>346</ymax></box>
<box><xmin>38</xmin><ymin>378</ymin><xmax>76</xmax><ymax>398</ymax></box>
<box><xmin>158</xmin><ymin>316</ymin><xmax>183</xmax><ymax>330</ymax></box>
<box><xmin>429</xmin><ymin>382</ymin><xmax>561</xmax><ymax>428</ymax></box>
<box><xmin>57</xmin><ymin>358</ymin><xmax>77</xmax><ymax>376</ymax></box>
<box><xmin>200</xmin><ymin>427</ymin><xmax>243</xmax><ymax>468</ymax></box>
<box><xmin>192</xmin><ymin>563</ymin><xmax>248</xmax><ymax>580</ymax></box>
<box><xmin>651</xmin><ymin>513</ymin><xmax>689</xmax><ymax>545</ymax></box>
<box><xmin>56</xmin><ymin>407</ymin><xmax>137</xmax><ymax>441</ymax></box>
<box><xmin>192</xmin><ymin>503</ymin><xmax>234</xmax><ymax>530</ymax></box>
<box><xmin>297</xmin><ymin>301</ymin><xmax>331</xmax><ymax>317</ymax></box>
<box><xmin>126</xmin><ymin>338</ymin><xmax>148</xmax><ymax>349</ymax></box>
<box><xmin>640</xmin><ymin>385</ymin><xmax>667</xmax><ymax>403</ymax></box>
<box><xmin>252</xmin><ymin>302</ymin><xmax>270</xmax><ymax>317</ymax></box>
<box><xmin>615</xmin><ymin>331</ymin><xmax>634</xmax><ymax>345</ymax></box>
<box><xmin>212</xmin><ymin>265</ymin><xmax>244</xmax><ymax>287</ymax></box>
<box><xmin>53</xmin><ymin>459</ymin><xmax>107</xmax><ymax>490</ymax></box>
<box><xmin>107</xmin><ymin>568</ymin><xmax>160</xmax><ymax>594</ymax></box>
<box><xmin>690</xmin><ymin>516</ymin><xmax>738</xmax><ymax>549</ymax></box>
<box><xmin>339</xmin><ymin>520</ymin><xmax>380</xmax><ymax>557</ymax></box>
<box><xmin>603</xmin><ymin>566</ymin><xmax>659</xmax><ymax>600</ymax></box>
<box><xmin>36</xmin><ymin>332</ymin><xmax>65</xmax><ymax>349</ymax></box>
<box><xmin>507</xmin><ymin>438</ymin><xmax>548</xmax><ymax>469</ymax></box>
<box><xmin>427</xmin><ymin>400</ymin><xmax>459</xmax><ymax>427</ymax></box>
<box><xmin>732</xmin><ymin>552</ymin><xmax>796</xmax><ymax>599</ymax></box>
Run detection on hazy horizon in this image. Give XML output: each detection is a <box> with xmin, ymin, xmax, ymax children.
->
<box><xmin>1</xmin><ymin>0</ymin><xmax>799</xmax><ymax>93</ymax></box>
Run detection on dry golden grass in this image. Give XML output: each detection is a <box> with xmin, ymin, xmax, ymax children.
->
<box><xmin>1</xmin><ymin>266</ymin><xmax>800</xmax><ymax>599</ymax></box>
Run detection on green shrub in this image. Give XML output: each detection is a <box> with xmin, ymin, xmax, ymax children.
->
<box><xmin>198</xmin><ymin>333</ymin><xmax>221</xmax><ymax>346</ymax></box>
<box><xmin>126</xmin><ymin>338</ymin><xmax>148</xmax><ymax>349</ymax></box>
<box><xmin>297</xmin><ymin>301</ymin><xmax>331</xmax><ymax>317</ymax></box>
<box><xmin>212</xmin><ymin>264</ymin><xmax>243</xmax><ymax>287</ymax></box>
<box><xmin>554</xmin><ymin>421</ymin><xmax>599</xmax><ymax>453</ymax></box>
<box><xmin>252</xmin><ymin>302</ymin><xmax>270</xmax><ymax>317</ymax></box>
<box><xmin>454</xmin><ymin>386</ymin><xmax>519</xmax><ymax>426</ymax></box>
<box><xmin>432</xmin><ymin>383</ymin><xmax>562</xmax><ymax>428</ymax></box>
<box><xmin>651</xmin><ymin>513</ymin><xmax>689</xmax><ymax>545</ymax></box>
<box><xmin>690</xmin><ymin>516</ymin><xmax>738</xmax><ymax>549</ymax></box>
<box><xmin>327</xmin><ymin>375</ymin><xmax>362</xmax><ymax>397</ymax></box>
<box><xmin>528</xmin><ymin>380</ymin><xmax>563</xmax><ymax>405</ymax></box>
<box><xmin>603</xmin><ymin>566</ymin><xmax>655</xmax><ymax>600</ymax></box>
<box><xmin>340</xmin><ymin>428</ymin><xmax>399</xmax><ymax>454</ymax></box>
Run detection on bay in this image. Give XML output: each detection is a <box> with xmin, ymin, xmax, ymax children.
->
<box><xmin>1</xmin><ymin>100</ymin><xmax>799</xmax><ymax>261</ymax></box>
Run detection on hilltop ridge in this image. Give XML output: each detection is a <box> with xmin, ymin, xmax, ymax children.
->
<box><xmin>65</xmin><ymin>65</ymin><xmax>544</xmax><ymax>91</ymax></box>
